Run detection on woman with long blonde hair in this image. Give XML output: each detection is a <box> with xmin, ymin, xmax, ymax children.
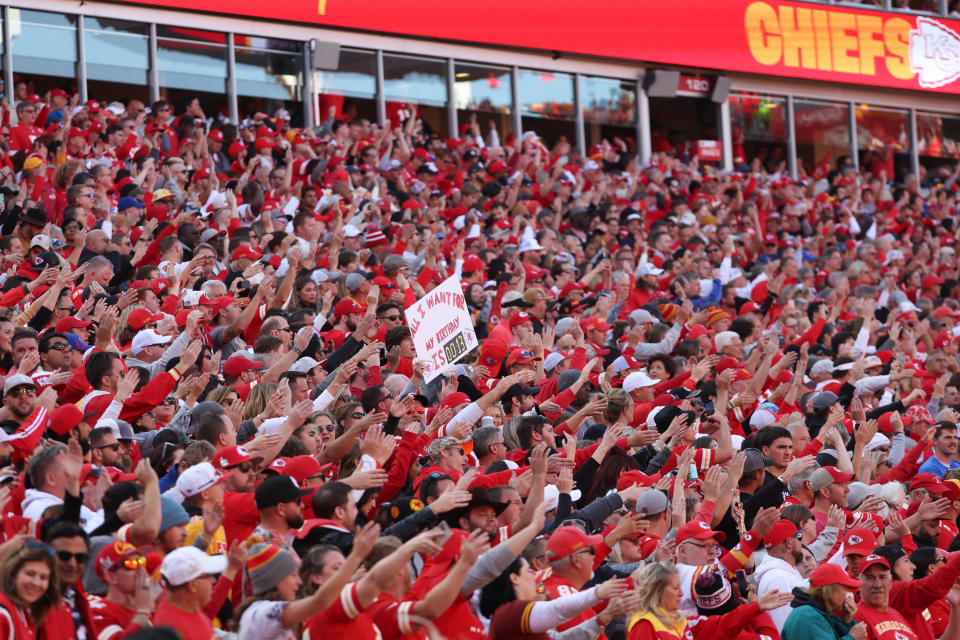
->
<box><xmin>627</xmin><ymin>562</ymin><xmax>687</xmax><ymax>640</ymax></box>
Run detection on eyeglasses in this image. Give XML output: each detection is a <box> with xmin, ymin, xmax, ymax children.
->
<box><xmin>317</xmin><ymin>423</ymin><xmax>336</xmax><ymax>433</ymax></box>
<box><xmin>277</xmin><ymin>326</ymin><xmax>292</xmax><ymax>333</ymax></box>
<box><xmin>682</xmin><ymin>540</ymin><xmax>721</xmax><ymax>553</ymax></box>
<box><xmin>231</xmin><ymin>462</ymin><xmax>253</xmax><ymax>474</ymax></box>
<box><xmin>56</xmin><ymin>550</ymin><xmax>90</xmax><ymax>564</ymax></box>
<box><xmin>7</xmin><ymin>387</ymin><xmax>36</xmax><ymax>398</ymax></box>
<box><xmin>121</xmin><ymin>556</ymin><xmax>146</xmax><ymax>570</ymax></box>
<box><xmin>97</xmin><ymin>442</ymin><xmax>120</xmax><ymax>452</ymax></box>
<box><xmin>559</xmin><ymin>519</ymin><xmax>588</xmax><ymax>530</ymax></box>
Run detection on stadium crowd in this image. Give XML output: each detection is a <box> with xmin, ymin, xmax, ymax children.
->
<box><xmin>0</xmin><ymin>82</ymin><xmax>959</xmax><ymax>640</ymax></box>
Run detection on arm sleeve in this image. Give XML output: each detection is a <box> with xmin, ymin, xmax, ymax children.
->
<box><xmin>807</xmin><ymin>525</ymin><xmax>840</xmax><ymax>563</ymax></box>
<box><xmin>460</xmin><ymin>541</ymin><xmax>519</xmax><ymax>596</ymax></box>
<box><xmin>526</xmin><ymin>587</ymin><xmax>601</xmax><ymax>633</ymax></box>
<box><xmin>888</xmin><ymin>432</ymin><xmax>906</xmax><ymax>466</ymax></box>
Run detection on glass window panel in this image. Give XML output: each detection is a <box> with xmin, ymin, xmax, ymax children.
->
<box><xmin>518</xmin><ymin>69</ymin><xmax>574</xmax><ymax>120</ymax></box>
<box><xmin>729</xmin><ymin>92</ymin><xmax>787</xmax><ymax>167</ymax></box>
<box><xmin>917</xmin><ymin>112</ymin><xmax>960</xmax><ymax>161</ymax></box>
<box><xmin>236</xmin><ymin>36</ymin><xmax>303</xmax><ymax>126</ymax></box>
<box><xmin>156</xmin><ymin>26</ymin><xmax>227</xmax><ymax>120</ymax></box>
<box><xmin>454</xmin><ymin>63</ymin><xmax>513</xmax><ymax>141</ymax></box>
<box><xmin>582</xmin><ymin>76</ymin><xmax>635</xmax><ymax>152</ymax></box>
<box><xmin>84</xmin><ymin>18</ymin><xmax>149</xmax><ymax>87</ymax></box>
<box><xmin>855</xmin><ymin>104</ymin><xmax>910</xmax><ymax>180</ymax></box>
<box><xmin>316</xmin><ymin>49</ymin><xmax>377</xmax><ymax>123</ymax></box>
<box><xmin>519</xmin><ymin>69</ymin><xmax>575</xmax><ymax>148</ymax></box>
<box><xmin>157</xmin><ymin>26</ymin><xmax>227</xmax><ymax>93</ymax></box>
<box><xmin>9</xmin><ymin>9</ymin><xmax>77</xmax><ymax>79</ymax></box>
<box><xmin>794</xmin><ymin>99</ymin><xmax>850</xmax><ymax>177</ymax></box>
<box><xmin>383</xmin><ymin>54</ymin><xmax>448</xmax><ymax>137</ymax></box>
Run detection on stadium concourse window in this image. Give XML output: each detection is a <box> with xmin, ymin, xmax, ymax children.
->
<box><xmin>728</xmin><ymin>93</ymin><xmax>787</xmax><ymax>170</ymax></box>
<box><xmin>315</xmin><ymin>48</ymin><xmax>377</xmax><ymax>124</ymax></box>
<box><xmin>236</xmin><ymin>36</ymin><xmax>304</xmax><ymax>127</ymax></box>
<box><xmin>917</xmin><ymin>112</ymin><xmax>960</xmax><ymax>169</ymax></box>
<box><xmin>156</xmin><ymin>25</ymin><xmax>228</xmax><ymax>121</ymax></box>
<box><xmin>9</xmin><ymin>9</ymin><xmax>78</xmax><ymax>96</ymax></box>
<box><xmin>383</xmin><ymin>54</ymin><xmax>449</xmax><ymax>138</ymax></box>
<box><xmin>453</xmin><ymin>63</ymin><xmax>513</xmax><ymax>143</ymax></box>
<box><xmin>518</xmin><ymin>69</ymin><xmax>575</xmax><ymax>150</ymax></box>
<box><xmin>649</xmin><ymin>97</ymin><xmax>718</xmax><ymax>156</ymax></box>
<box><xmin>581</xmin><ymin>76</ymin><xmax>636</xmax><ymax>152</ymax></box>
<box><xmin>855</xmin><ymin>104</ymin><xmax>910</xmax><ymax>181</ymax></box>
<box><xmin>793</xmin><ymin>98</ymin><xmax>851</xmax><ymax>178</ymax></box>
<box><xmin>84</xmin><ymin>18</ymin><xmax>150</xmax><ymax>106</ymax></box>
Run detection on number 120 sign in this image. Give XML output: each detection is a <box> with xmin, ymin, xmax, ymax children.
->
<box><xmin>404</xmin><ymin>274</ymin><xmax>479</xmax><ymax>382</ymax></box>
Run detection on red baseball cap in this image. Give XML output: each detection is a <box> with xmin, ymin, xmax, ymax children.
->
<box><xmin>922</xmin><ymin>274</ymin><xmax>945</xmax><ymax>289</ymax></box>
<box><xmin>580</xmin><ymin>316</ymin><xmax>613</xmax><ymax>333</ymax></box>
<box><xmin>440</xmin><ymin>392</ymin><xmax>471</xmax><ymax>411</ymax></box>
<box><xmin>547</xmin><ymin>526</ymin><xmax>603</xmax><ymax>561</ymax></box>
<box><xmin>462</xmin><ymin>255</ymin><xmax>487</xmax><ymax>273</ymax></box>
<box><xmin>858</xmin><ymin>553</ymin><xmax>890</xmax><ymax>575</ymax></box>
<box><xmin>715</xmin><ymin>356</ymin><xmax>744</xmax><ymax>373</ymax></box>
<box><xmin>150</xmin><ymin>278</ymin><xmax>171</xmax><ymax>297</ymax></box>
<box><xmin>231</xmin><ymin>244</ymin><xmax>263</xmax><ymax>261</ymax></box>
<box><xmin>208</xmin><ymin>129</ymin><xmax>225</xmax><ymax>142</ymax></box>
<box><xmin>809</xmin><ymin>563</ymin><xmax>862</xmax><ymax>588</ymax></box>
<box><xmin>55</xmin><ymin>317</ymin><xmax>91</xmax><ymax>333</ymax></box>
<box><xmin>504</xmin><ymin>348</ymin><xmax>538</xmax><ymax>369</ymax></box>
<box><xmin>333</xmin><ymin>298</ymin><xmax>364</xmax><ymax>318</ymax></box>
<box><xmin>944</xmin><ymin>478</ymin><xmax>960</xmax><ymax>502</ymax></box>
<box><xmin>509</xmin><ymin>312</ymin><xmax>534</xmax><ymax>329</ymax></box>
<box><xmin>223</xmin><ymin>355</ymin><xmax>263</xmax><ymax>378</ymax></box>
<box><xmin>764</xmin><ymin>520</ymin><xmax>799</xmax><ymax>548</ymax></box>
<box><xmin>48</xmin><ymin>404</ymin><xmax>85</xmax><ymax>436</ymax></box>
<box><xmin>616</xmin><ymin>470</ymin><xmax>660</xmax><ymax>491</ymax></box>
<box><xmin>676</xmin><ymin>520</ymin><xmax>726</xmax><ymax>545</ymax></box>
<box><xmin>95</xmin><ymin>541</ymin><xmax>140</xmax><ymax>579</ymax></box>
<box><xmin>267</xmin><ymin>455</ymin><xmax>331</xmax><ymax>483</ymax></box>
<box><xmin>687</xmin><ymin>325</ymin><xmax>714</xmax><ymax>340</ymax></box>
<box><xmin>127</xmin><ymin>309</ymin><xmax>163</xmax><ymax>331</ymax></box>
<box><xmin>478</xmin><ymin>338</ymin><xmax>509</xmax><ymax>377</ymax></box>
<box><xmin>213</xmin><ymin>445</ymin><xmax>263</xmax><ymax>470</ymax></box>
<box><xmin>911</xmin><ymin>472</ymin><xmax>948</xmax><ymax>495</ymax></box>
<box><xmin>842</xmin><ymin>527</ymin><xmax>877</xmax><ymax>557</ymax></box>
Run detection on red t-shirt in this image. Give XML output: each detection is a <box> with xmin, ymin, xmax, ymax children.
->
<box><xmin>9</xmin><ymin>123</ymin><xmax>43</xmax><ymax>151</ymax></box>
<box><xmin>855</xmin><ymin>603</ymin><xmax>919</xmax><ymax>640</ymax></box>
<box><xmin>87</xmin><ymin>594</ymin><xmax>136</xmax><ymax>640</ymax></box>
<box><xmin>302</xmin><ymin>583</ymin><xmax>380</xmax><ymax>640</ymax></box>
<box><xmin>542</xmin><ymin>576</ymin><xmax>606</xmax><ymax>640</ymax></box>
<box><xmin>367</xmin><ymin>592</ymin><xmax>425</xmax><ymax>640</ymax></box>
<box><xmin>152</xmin><ymin>599</ymin><xmax>215</xmax><ymax>640</ymax></box>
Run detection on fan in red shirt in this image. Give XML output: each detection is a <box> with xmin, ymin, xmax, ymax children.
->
<box><xmin>87</xmin><ymin>541</ymin><xmax>153</xmax><ymax>640</ymax></box>
<box><xmin>854</xmin><ymin>554</ymin><xmax>919</xmax><ymax>640</ymax></box>
<box><xmin>9</xmin><ymin>102</ymin><xmax>43</xmax><ymax>152</ymax></box>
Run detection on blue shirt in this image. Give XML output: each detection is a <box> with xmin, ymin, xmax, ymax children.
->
<box><xmin>917</xmin><ymin>455</ymin><xmax>960</xmax><ymax>478</ymax></box>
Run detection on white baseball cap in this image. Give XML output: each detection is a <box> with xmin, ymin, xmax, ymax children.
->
<box><xmin>636</xmin><ymin>263</ymin><xmax>664</xmax><ymax>277</ymax></box>
<box><xmin>343</xmin><ymin>224</ymin><xmax>362</xmax><ymax>238</ymax></box>
<box><xmin>290</xmin><ymin>357</ymin><xmax>322</xmax><ymax>374</ymax></box>
<box><xmin>543</xmin><ymin>484</ymin><xmax>582</xmax><ymax>512</ymax></box>
<box><xmin>131</xmin><ymin>329</ymin><xmax>172</xmax><ymax>356</ymax></box>
<box><xmin>161</xmin><ymin>546</ymin><xmax>228</xmax><ymax>587</ymax></box>
<box><xmin>175</xmin><ymin>462</ymin><xmax>232</xmax><ymax>498</ymax></box>
<box><xmin>544</xmin><ymin>352</ymin><xmax>568</xmax><ymax>372</ymax></box>
<box><xmin>623</xmin><ymin>371</ymin><xmax>657</xmax><ymax>394</ymax></box>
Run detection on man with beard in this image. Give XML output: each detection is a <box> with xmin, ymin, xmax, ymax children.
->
<box><xmin>756</xmin><ymin>519</ymin><xmax>807</xmax><ymax>631</ymax></box>
<box><xmin>2</xmin><ymin>373</ymin><xmax>38</xmax><ymax>427</ymax></box>
<box><xmin>251</xmin><ymin>475</ymin><xmax>312</xmax><ymax>555</ymax></box>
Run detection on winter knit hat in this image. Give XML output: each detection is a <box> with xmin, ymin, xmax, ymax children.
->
<box><xmin>246</xmin><ymin>543</ymin><xmax>300</xmax><ymax>595</ymax></box>
<box><xmin>694</xmin><ymin>571</ymin><xmax>739</xmax><ymax>615</ymax></box>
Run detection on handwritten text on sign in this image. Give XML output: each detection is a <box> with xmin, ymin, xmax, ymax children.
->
<box><xmin>404</xmin><ymin>275</ymin><xmax>478</xmax><ymax>382</ymax></box>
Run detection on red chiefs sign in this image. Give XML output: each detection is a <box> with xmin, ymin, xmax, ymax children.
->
<box><xmin>107</xmin><ymin>0</ymin><xmax>960</xmax><ymax>94</ymax></box>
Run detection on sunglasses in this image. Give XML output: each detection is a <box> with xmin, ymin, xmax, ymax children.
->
<box><xmin>7</xmin><ymin>387</ymin><xmax>36</xmax><ymax>398</ymax></box>
<box><xmin>56</xmin><ymin>550</ymin><xmax>90</xmax><ymax>564</ymax></box>
<box><xmin>97</xmin><ymin>443</ymin><xmax>120</xmax><ymax>452</ymax></box>
<box><xmin>351</xmin><ymin>412</ymin><xmax>365</xmax><ymax>419</ymax></box>
<box><xmin>230</xmin><ymin>462</ymin><xmax>253</xmax><ymax>474</ymax></box>
<box><xmin>120</xmin><ymin>556</ymin><xmax>146</xmax><ymax>570</ymax></box>
<box><xmin>380</xmin><ymin>315</ymin><xmax>401</xmax><ymax>322</ymax></box>
<box><xmin>317</xmin><ymin>424</ymin><xmax>336</xmax><ymax>433</ymax></box>
<box><xmin>161</xmin><ymin>398</ymin><xmax>178</xmax><ymax>406</ymax></box>
<box><xmin>48</xmin><ymin>343</ymin><xmax>71</xmax><ymax>351</ymax></box>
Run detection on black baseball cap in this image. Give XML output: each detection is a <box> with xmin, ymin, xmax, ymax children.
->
<box><xmin>255</xmin><ymin>476</ymin><xmax>312</xmax><ymax>510</ymax></box>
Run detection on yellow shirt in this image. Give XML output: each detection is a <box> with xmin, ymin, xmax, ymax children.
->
<box><xmin>184</xmin><ymin>516</ymin><xmax>227</xmax><ymax>555</ymax></box>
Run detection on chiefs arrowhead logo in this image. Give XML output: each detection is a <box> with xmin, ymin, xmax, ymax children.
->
<box><xmin>909</xmin><ymin>18</ymin><xmax>960</xmax><ymax>88</ymax></box>
<box><xmin>848</xmin><ymin>535</ymin><xmax>862</xmax><ymax>545</ymax></box>
<box><xmin>698</xmin><ymin>522</ymin><xmax>709</xmax><ymax>530</ymax></box>
<box><xmin>272</xmin><ymin>459</ymin><xmax>286</xmax><ymax>467</ymax></box>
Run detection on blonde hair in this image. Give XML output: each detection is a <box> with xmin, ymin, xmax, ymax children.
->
<box><xmin>604</xmin><ymin>388</ymin><xmax>630</xmax><ymax>424</ymax></box>
<box><xmin>242</xmin><ymin>382</ymin><xmax>277</xmax><ymax>420</ymax></box>
<box><xmin>808</xmin><ymin>584</ymin><xmax>846</xmax><ymax>612</ymax></box>
<box><xmin>633</xmin><ymin>562</ymin><xmax>685</xmax><ymax>627</ymax></box>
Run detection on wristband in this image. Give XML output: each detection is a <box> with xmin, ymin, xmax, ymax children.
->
<box><xmin>291</xmin><ymin>346</ymin><xmax>303</xmax><ymax>356</ymax></box>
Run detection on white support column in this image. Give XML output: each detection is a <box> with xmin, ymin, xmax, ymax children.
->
<box><xmin>226</xmin><ymin>33</ymin><xmax>238</xmax><ymax>124</ymax></box>
<box><xmin>302</xmin><ymin>44</ymin><xmax>315</xmax><ymax>129</ymax></box>
<box><xmin>786</xmin><ymin>95</ymin><xmax>798</xmax><ymax>180</ymax></box>
<box><xmin>76</xmin><ymin>15</ymin><xmax>87</xmax><ymax>102</ymax></box>
<box><xmin>2</xmin><ymin>7</ymin><xmax>14</xmax><ymax>103</ymax></box>
<box><xmin>148</xmin><ymin>23</ymin><xmax>160</xmax><ymax>104</ymax></box>
<box><xmin>511</xmin><ymin>65</ymin><xmax>522</xmax><ymax>138</ymax></box>
<box><xmin>637</xmin><ymin>88</ymin><xmax>651</xmax><ymax>164</ymax></box>
<box><xmin>574</xmin><ymin>72</ymin><xmax>586</xmax><ymax>156</ymax></box>
<box><xmin>446</xmin><ymin>57</ymin><xmax>456</xmax><ymax>138</ymax></box>
<box><xmin>719</xmin><ymin>98</ymin><xmax>733</xmax><ymax>171</ymax></box>
<box><xmin>909</xmin><ymin>107</ymin><xmax>919</xmax><ymax>178</ymax></box>
<box><xmin>848</xmin><ymin>101</ymin><xmax>859</xmax><ymax>170</ymax></box>
<box><xmin>375</xmin><ymin>49</ymin><xmax>386</xmax><ymax>127</ymax></box>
